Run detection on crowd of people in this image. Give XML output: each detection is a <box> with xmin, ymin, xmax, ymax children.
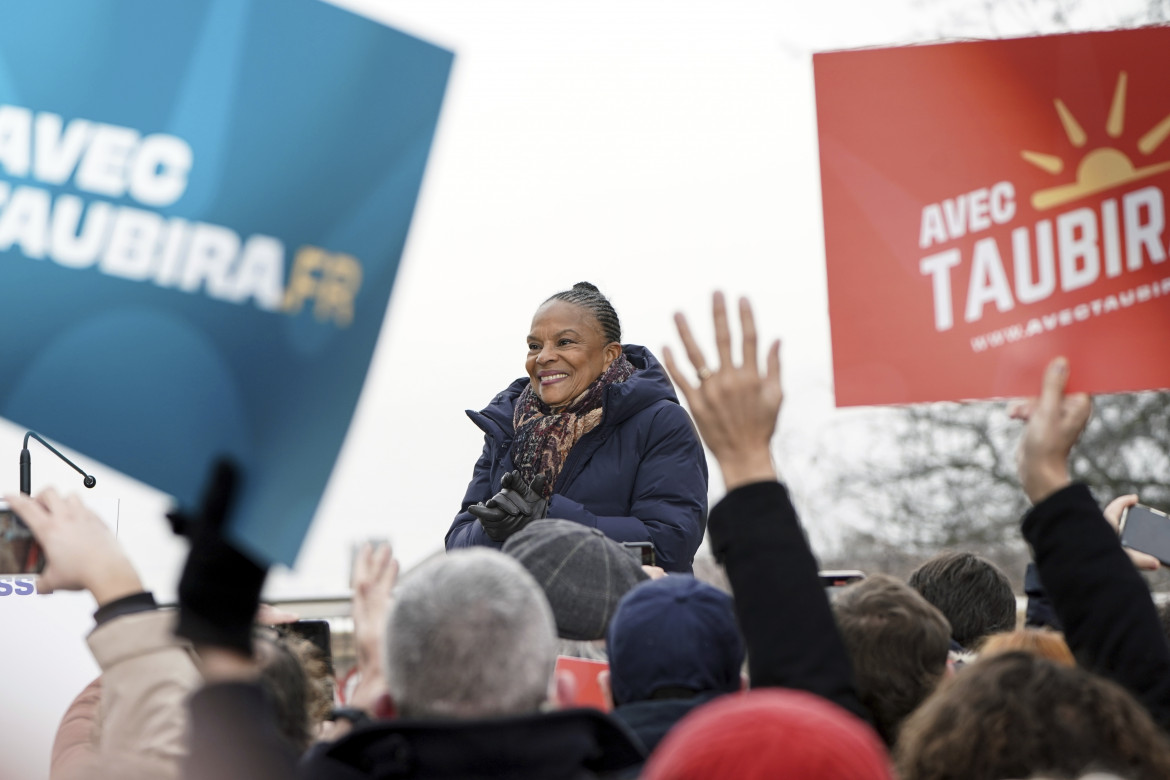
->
<box><xmin>12</xmin><ymin>285</ymin><xmax>1170</xmax><ymax>779</ymax></box>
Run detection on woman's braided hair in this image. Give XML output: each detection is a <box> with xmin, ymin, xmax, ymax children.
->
<box><xmin>545</xmin><ymin>282</ymin><xmax>622</xmax><ymax>344</ymax></box>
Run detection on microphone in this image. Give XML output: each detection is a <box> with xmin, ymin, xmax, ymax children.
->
<box><xmin>20</xmin><ymin>431</ymin><xmax>98</xmax><ymax>495</ymax></box>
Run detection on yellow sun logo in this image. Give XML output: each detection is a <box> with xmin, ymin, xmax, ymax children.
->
<box><xmin>1021</xmin><ymin>71</ymin><xmax>1170</xmax><ymax>210</ymax></box>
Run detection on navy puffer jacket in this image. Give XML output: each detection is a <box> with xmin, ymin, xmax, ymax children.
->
<box><xmin>445</xmin><ymin>345</ymin><xmax>708</xmax><ymax>573</ymax></box>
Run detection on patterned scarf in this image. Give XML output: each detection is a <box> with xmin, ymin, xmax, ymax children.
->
<box><xmin>511</xmin><ymin>353</ymin><xmax>636</xmax><ymax>498</ymax></box>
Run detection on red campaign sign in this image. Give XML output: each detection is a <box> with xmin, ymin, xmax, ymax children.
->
<box><xmin>554</xmin><ymin>655</ymin><xmax>610</xmax><ymax>711</ymax></box>
<box><xmin>814</xmin><ymin>28</ymin><xmax>1170</xmax><ymax>406</ymax></box>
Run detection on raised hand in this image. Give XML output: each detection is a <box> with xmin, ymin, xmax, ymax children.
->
<box><xmin>1009</xmin><ymin>357</ymin><xmax>1092</xmax><ymax>504</ymax></box>
<box><xmin>349</xmin><ymin>541</ymin><xmax>399</xmax><ymax>714</ymax></box>
<box><xmin>169</xmin><ymin>460</ymin><xmax>266</xmax><ymax>657</ymax></box>
<box><xmin>663</xmin><ymin>292</ymin><xmax>782</xmax><ymax>491</ymax></box>
<box><xmin>5</xmin><ymin>488</ymin><xmax>142</xmax><ymax>604</ymax></box>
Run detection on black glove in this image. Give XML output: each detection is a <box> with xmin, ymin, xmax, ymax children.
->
<box><xmin>467</xmin><ymin>500</ymin><xmax>518</xmax><ymax>542</ymax></box>
<box><xmin>168</xmin><ymin>458</ymin><xmax>266</xmax><ymax>656</ymax></box>
<box><xmin>468</xmin><ymin>472</ymin><xmax>549</xmax><ymax>543</ymax></box>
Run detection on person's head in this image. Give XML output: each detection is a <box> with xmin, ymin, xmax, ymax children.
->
<box><xmin>527</xmin><ymin>282</ymin><xmax>623</xmax><ymax>411</ymax></box>
<box><xmin>643</xmin><ymin>689</ymin><xmax>892</xmax><ymax>780</ymax></box>
<box><xmin>606</xmin><ymin>576</ymin><xmax>744</xmax><ymax>706</ymax></box>
<box><xmin>908</xmin><ymin>551</ymin><xmax>1016</xmax><ymax>649</ymax></box>
<box><xmin>980</xmin><ymin>629</ymin><xmax>1075</xmax><ymax>667</ymax></box>
<box><xmin>255</xmin><ymin>631</ymin><xmax>313</xmax><ymax>753</ymax></box>
<box><xmin>503</xmin><ymin>518</ymin><xmax>648</xmax><ymax>640</ymax></box>
<box><xmin>832</xmin><ymin>573</ymin><xmax>951</xmax><ymax>746</ymax></box>
<box><xmin>384</xmin><ymin>548</ymin><xmax>557</xmax><ymax>720</ymax></box>
<box><xmin>896</xmin><ymin>652</ymin><xmax>1170</xmax><ymax>780</ymax></box>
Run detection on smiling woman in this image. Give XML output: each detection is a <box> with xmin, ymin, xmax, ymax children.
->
<box><xmin>444</xmin><ymin>282</ymin><xmax>709</xmax><ymax>573</ymax></box>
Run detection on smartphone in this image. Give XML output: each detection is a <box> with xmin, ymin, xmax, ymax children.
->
<box><xmin>1120</xmin><ymin>504</ymin><xmax>1170</xmax><ymax>565</ymax></box>
<box><xmin>819</xmin><ymin>570</ymin><xmax>866</xmax><ymax>588</ymax></box>
<box><xmin>621</xmin><ymin>541</ymin><xmax>656</xmax><ymax>568</ymax></box>
<box><xmin>282</xmin><ymin>619</ymin><xmax>334</xmax><ymax>674</ymax></box>
<box><xmin>0</xmin><ymin>500</ymin><xmax>46</xmax><ymax>576</ymax></box>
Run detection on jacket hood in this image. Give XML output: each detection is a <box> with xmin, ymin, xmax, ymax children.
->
<box><xmin>469</xmin><ymin>344</ymin><xmax>679</xmax><ymax>440</ymax></box>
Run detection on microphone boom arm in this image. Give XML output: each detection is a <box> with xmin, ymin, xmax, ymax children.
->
<box><xmin>21</xmin><ymin>431</ymin><xmax>98</xmax><ymax>494</ymax></box>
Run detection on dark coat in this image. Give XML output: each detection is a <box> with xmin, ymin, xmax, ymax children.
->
<box><xmin>611</xmin><ymin>692</ymin><xmax>725</xmax><ymax>755</ymax></box>
<box><xmin>1024</xmin><ymin>483</ymin><xmax>1170</xmax><ymax>729</ymax></box>
<box><xmin>298</xmin><ymin>708</ymin><xmax>645</xmax><ymax>780</ymax></box>
<box><xmin>444</xmin><ymin>345</ymin><xmax>708</xmax><ymax>573</ymax></box>
<box><xmin>707</xmin><ymin>481</ymin><xmax>871</xmax><ymax>724</ymax></box>
<box><xmin>185</xmin><ymin>683</ymin><xmax>644</xmax><ymax>780</ymax></box>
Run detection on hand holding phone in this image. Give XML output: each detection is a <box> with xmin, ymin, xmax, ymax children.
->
<box><xmin>620</xmin><ymin>541</ymin><xmax>656</xmax><ymax>568</ymax></box>
<box><xmin>1119</xmin><ymin>503</ymin><xmax>1170</xmax><ymax>569</ymax></box>
<box><xmin>1104</xmin><ymin>494</ymin><xmax>1160</xmax><ymax>571</ymax></box>
<box><xmin>0</xmin><ymin>500</ymin><xmax>45</xmax><ymax>575</ymax></box>
<box><xmin>5</xmin><ymin>489</ymin><xmax>142</xmax><ymax>604</ymax></box>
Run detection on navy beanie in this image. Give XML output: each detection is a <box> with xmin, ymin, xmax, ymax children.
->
<box><xmin>606</xmin><ymin>575</ymin><xmax>744</xmax><ymax>704</ymax></box>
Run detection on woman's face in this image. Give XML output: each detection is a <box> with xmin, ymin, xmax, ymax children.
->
<box><xmin>526</xmin><ymin>300</ymin><xmax>621</xmax><ymax>411</ymax></box>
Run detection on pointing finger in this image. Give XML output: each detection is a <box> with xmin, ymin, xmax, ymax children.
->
<box><xmin>1038</xmin><ymin>357</ymin><xmax>1069</xmax><ymax>418</ymax></box>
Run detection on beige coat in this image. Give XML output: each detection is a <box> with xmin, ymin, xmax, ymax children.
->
<box><xmin>50</xmin><ymin>609</ymin><xmax>201</xmax><ymax>780</ymax></box>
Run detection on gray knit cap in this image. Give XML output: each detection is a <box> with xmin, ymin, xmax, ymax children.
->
<box><xmin>502</xmin><ymin>519</ymin><xmax>649</xmax><ymax>640</ymax></box>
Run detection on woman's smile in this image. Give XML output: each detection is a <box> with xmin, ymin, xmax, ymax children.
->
<box><xmin>538</xmin><ymin>371</ymin><xmax>569</xmax><ymax>385</ymax></box>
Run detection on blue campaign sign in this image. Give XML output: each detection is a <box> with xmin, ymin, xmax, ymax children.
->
<box><xmin>0</xmin><ymin>1</ymin><xmax>452</xmax><ymax>564</ymax></box>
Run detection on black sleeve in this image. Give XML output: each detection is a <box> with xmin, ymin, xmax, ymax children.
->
<box><xmin>1022</xmin><ymin>483</ymin><xmax>1170</xmax><ymax>728</ymax></box>
<box><xmin>707</xmin><ymin>481</ymin><xmax>869</xmax><ymax>723</ymax></box>
<box><xmin>1022</xmin><ymin>562</ymin><xmax>1062</xmax><ymax>630</ymax></box>
<box><xmin>93</xmin><ymin>591</ymin><xmax>158</xmax><ymax>626</ymax></box>
<box><xmin>185</xmin><ymin>682</ymin><xmax>298</xmax><ymax>780</ymax></box>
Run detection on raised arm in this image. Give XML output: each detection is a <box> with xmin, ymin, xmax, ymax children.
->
<box><xmin>1014</xmin><ymin>357</ymin><xmax>1170</xmax><ymax>728</ymax></box>
<box><xmin>7</xmin><ymin>489</ymin><xmax>199</xmax><ymax>780</ymax></box>
<box><xmin>165</xmin><ymin>461</ymin><xmax>297</xmax><ymax>780</ymax></box>
<box><xmin>662</xmin><ymin>292</ymin><xmax>868</xmax><ymax>723</ymax></box>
